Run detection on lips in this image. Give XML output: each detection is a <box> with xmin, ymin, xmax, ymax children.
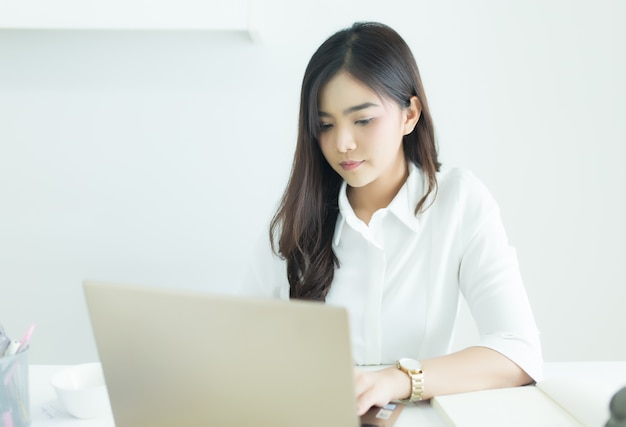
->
<box><xmin>339</xmin><ymin>160</ymin><xmax>364</xmax><ymax>171</ymax></box>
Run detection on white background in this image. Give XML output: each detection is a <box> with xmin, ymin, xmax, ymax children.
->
<box><xmin>0</xmin><ymin>0</ymin><xmax>624</xmax><ymax>364</ymax></box>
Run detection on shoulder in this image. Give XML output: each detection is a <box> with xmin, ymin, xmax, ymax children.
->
<box><xmin>437</xmin><ymin>167</ymin><xmax>488</xmax><ymax>194</ymax></box>
<box><xmin>432</xmin><ymin>167</ymin><xmax>500</xmax><ymax>224</ymax></box>
<box><xmin>437</xmin><ymin>167</ymin><xmax>495</xmax><ymax>203</ymax></box>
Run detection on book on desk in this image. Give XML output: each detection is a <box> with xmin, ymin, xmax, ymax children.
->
<box><xmin>431</xmin><ymin>377</ymin><xmax>621</xmax><ymax>427</ymax></box>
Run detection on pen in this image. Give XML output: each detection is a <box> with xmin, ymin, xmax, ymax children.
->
<box><xmin>16</xmin><ymin>323</ymin><xmax>35</xmax><ymax>354</ymax></box>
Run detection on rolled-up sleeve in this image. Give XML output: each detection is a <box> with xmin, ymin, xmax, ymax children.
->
<box><xmin>457</xmin><ymin>173</ymin><xmax>544</xmax><ymax>382</ymax></box>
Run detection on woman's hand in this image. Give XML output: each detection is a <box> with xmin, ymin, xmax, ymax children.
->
<box><xmin>353</xmin><ymin>366</ymin><xmax>411</xmax><ymax>416</ymax></box>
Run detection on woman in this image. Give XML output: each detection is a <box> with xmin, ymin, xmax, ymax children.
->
<box><xmin>245</xmin><ymin>21</ymin><xmax>542</xmax><ymax>415</ymax></box>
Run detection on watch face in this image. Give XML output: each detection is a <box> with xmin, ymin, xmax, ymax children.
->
<box><xmin>400</xmin><ymin>358</ymin><xmax>422</xmax><ymax>371</ymax></box>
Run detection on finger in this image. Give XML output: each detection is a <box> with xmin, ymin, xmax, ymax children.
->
<box><xmin>356</xmin><ymin>386</ymin><xmax>384</xmax><ymax>416</ymax></box>
<box><xmin>356</xmin><ymin>370</ymin><xmax>398</xmax><ymax>416</ymax></box>
<box><xmin>353</xmin><ymin>369</ymin><xmax>372</xmax><ymax>398</ymax></box>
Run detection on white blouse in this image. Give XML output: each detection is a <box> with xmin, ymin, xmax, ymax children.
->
<box><xmin>243</xmin><ymin>163</ymin><xmax>543</xmax><ymax>381</ymax></box>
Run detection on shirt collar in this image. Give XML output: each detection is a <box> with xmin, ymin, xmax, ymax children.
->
<box><xmin>333</xmin><ymin>162</ymin><xmax>425</xmax><ymax>246</ymax></box>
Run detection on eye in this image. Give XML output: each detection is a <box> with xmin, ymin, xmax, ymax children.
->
<box><xmin>355</xmin><ymin>118</ymin><xmax>373</xmax><ymax>126</ymax></box>
<box><xmin>319</xmin><ymin>123</ymin><xmax>334</xmax><ymax>132</ymax></box>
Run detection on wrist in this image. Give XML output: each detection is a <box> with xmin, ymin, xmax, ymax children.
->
<box><xmin>395</xmin><ymin>358</ymin><xmax>425</xmax><ymax>402</ymax></box>
<box><xmin>389</xmin><ymin>366</ymin><xmax>412</xmax><ymax>401</ymax></box>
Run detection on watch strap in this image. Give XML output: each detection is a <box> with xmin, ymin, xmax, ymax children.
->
<box><xmin>395</xmin><ymin>360</ymin><xmax>424</xmax><ymax>402</ymax></box>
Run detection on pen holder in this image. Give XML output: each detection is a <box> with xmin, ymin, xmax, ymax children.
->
<box><xmin>0</xmin><ymin>349</ymin><xmax>31</xmax><ymax>427</ymax></box>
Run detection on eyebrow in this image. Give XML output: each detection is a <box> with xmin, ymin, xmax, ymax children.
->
<box><xmin>318</xmin><ymin>102</ymin><xmax>381</xmax><ymax>117</ymax></box>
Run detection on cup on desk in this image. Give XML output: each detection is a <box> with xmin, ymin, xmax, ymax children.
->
<box><xmin>50</xmin><ymin>362</ymin><xmax>112</xmax><ymax>419</ymax></box>
<box><xmin>0</xmin><ymin>348</ymin><xmax>31</xmax><ymax>427</ymax></box>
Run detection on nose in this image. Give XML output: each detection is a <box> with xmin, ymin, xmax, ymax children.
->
<box><xmin>334</xmin><ymin>127</ymin><xmax>357</xmax><ymax>153</ymax></box>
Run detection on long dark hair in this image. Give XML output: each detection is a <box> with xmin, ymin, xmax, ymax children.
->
<box><xmin>270</xmin><ymin>22</ymin><xmax>440</xmax><ymax>301</ymax></box>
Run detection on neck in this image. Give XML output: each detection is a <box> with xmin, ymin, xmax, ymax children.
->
<box><xmin>347</xmin><ymin>160</ymin><xmax>409</xmax><ymax>225</ymax></box>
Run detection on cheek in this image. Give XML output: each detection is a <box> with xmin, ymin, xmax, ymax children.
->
<box><xmin>363</xmin><ymin>121</ymin><xmax>399</xmax><ymax>147</ymax></box>
<box><xmin>366</xmin><ymin>122</ymin><xmax>405</xmax><ymax>158</ymax></box>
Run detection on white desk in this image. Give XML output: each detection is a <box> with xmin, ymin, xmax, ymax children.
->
<box><xmin>28</xmin><ymin>362</ymin><xmax>626</xmax><ymax>426</ymax></box>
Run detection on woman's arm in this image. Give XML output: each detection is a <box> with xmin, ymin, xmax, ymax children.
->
<box><xmin>354</xmin><ymin>346</ymin><xmax>532</xmax><ymax>416</ymax></box>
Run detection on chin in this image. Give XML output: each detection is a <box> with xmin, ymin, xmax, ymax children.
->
<box><xmin>334</xmin><ymin>169</ymin><xmax>373</xmax><ymax>188</ymax></box>
<box><xmin>345</xmin><ymin>177</ymin><xmax>372</xmax><ymax>188</ymax></box>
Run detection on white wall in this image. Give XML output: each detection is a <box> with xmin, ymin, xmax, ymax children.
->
<box><xmin>1</xmin><ymin>0</ymin><xmax>624</xmax><ymax>364</ymax></box>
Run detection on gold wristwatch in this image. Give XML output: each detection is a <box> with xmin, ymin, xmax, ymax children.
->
<box><xmin>395</xmin><ymin>358</ymin><xmax>424</xmax><ymax>402</ymax></box>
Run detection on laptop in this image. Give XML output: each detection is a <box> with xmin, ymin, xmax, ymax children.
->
<box><xmin>83</xmin><ymin>280</ymin><xmax>403</xmax><ymax>427</ymax></box>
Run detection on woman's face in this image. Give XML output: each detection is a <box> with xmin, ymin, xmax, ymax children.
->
<box><xmin>317</xmin><ymin>71</ymin><xmax>419</xmax><ymax>192</ymax></box>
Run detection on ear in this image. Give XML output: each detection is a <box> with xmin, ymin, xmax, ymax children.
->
<box><xmin>403</xmin><ymin>96</ymin><xmax>422</xmax><ymax>135</ymax></box>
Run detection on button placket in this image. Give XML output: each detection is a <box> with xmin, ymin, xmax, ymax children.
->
<box><xmin>363</xmin><ymin>214</ymin><xmax>387</xmax><ymax>363</ymax></box>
